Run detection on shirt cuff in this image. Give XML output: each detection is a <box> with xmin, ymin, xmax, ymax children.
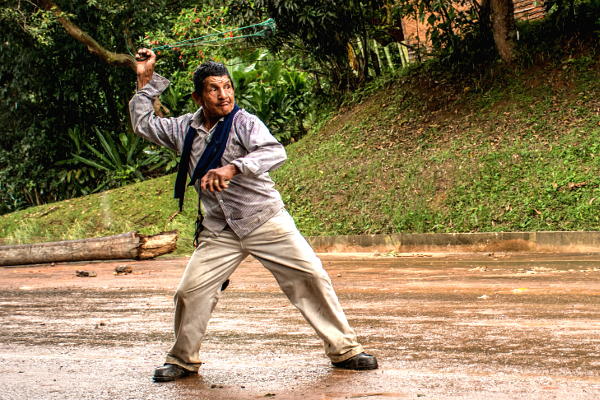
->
<box><xmin>137</xmin><ymin>73</ymin><xmax>170</xmax><ymax>98</ymax></box>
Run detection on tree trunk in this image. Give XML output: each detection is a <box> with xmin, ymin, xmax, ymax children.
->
<box><xmin>490</xmin><ymin>0</ymin><xmax>517</xmax><ymax>63</ymax></box>
<box><xmin>0</xmin><ymin>231</ymin><xmax>178</xmax><ymax>266</ymax></box>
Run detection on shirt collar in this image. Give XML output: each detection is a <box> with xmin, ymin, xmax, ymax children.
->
<box><xmin>191</xmin><ymin>107</ymin><xmax>225</xmax><ymax>134</ymax></box>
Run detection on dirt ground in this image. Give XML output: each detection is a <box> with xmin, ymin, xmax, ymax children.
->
<box><xmin>1</xmin><ymin>252</ymin><xmax>599</xmax><ymax>400</ymax></box>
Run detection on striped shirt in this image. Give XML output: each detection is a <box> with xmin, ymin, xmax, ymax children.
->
<box><xmin>129</xmin><ymin>73</ymin><xmax>286</xmax><ymax>238</ymax></box>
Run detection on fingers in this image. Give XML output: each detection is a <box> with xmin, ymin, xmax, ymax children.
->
<box><xmin>201</xmin><ymin>172</ymin><xmax>230</xmax><ymax>193</ymax></box>
<box><xmin>209</xmin><ymin>177</ymin><xmax>222</xmax><ymax>192</ymax></box>
<box><xmin>135</xmin><ymin>48</ymin><xmax>156</xmax><ymax>62</ymax></box>
<box><xmin>207</xmin><ymin>178</ymin><xmax>229</xmax><ymax>192</ymax></box>
<box><xmin>201</xmin><ymin>166</ymin><xmax>235</xmax><ymax>193</ymax></box>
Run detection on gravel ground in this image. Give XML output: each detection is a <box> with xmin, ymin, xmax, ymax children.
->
<box><xmin>1</xmin><ymin>252</ymin><xmax>599</xmax><ymax>399</ymax></box>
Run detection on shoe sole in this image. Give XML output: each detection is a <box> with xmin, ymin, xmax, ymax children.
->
<box><xmin>153</xmin><ymin>372</ymin><xmax>194</xmax><ymax>382</ymax></box>
<box><xmin>332</xmin><ymin>360</ymin><xmax>379</xmax><ymax>370</ymax></box>
<box><xmin>153</xmin><ymin>376</ymin><xmax>176</xmax><ymax>382</ymax></box>
<box><xmin>354</xmin><ymin>363</ymin><xmax>378</xmax><ymax>370</ymax></box>
<box><xmin>334</xmin><ymin>364</ymin><xmax>379</xmax><ymax>370</ymax></box>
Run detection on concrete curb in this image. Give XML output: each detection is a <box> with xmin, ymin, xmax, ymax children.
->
<box><xmin>307</xmin><ymin>231</ymin><xmax>600</xmax><ymax>253</ymax></box>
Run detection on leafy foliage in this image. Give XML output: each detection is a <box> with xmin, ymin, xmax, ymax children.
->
<box><xmin>61</xmin><ymin>127</ymin><xmax>178</xmax><ymax>193</ymax></box>
<box><xmin>1</xmin><ymin>0</ymin><xmax>599</xmax><ymax>218</ymax></box>
<box><xmin>544</xmin><ymin>0</ymin><xmax>600</xmax><ymax>33</ymax></box>
<box><xmin>0</xmin><ymin>0</ymin><xmax>195</xmax><ymax>214</ymax></box>
<box><xmin>228</xmin><ymin>0</ymin><xmax>403</xmax><ymax>91</ymax></box>
<box><xmin>229</xmin><ymin>51</ymin><xmax>312</xmax><ymax>144</ymax></box>
<box><xmin>388</xmin><ymin>0</ymin><xmax>498</xmax><ymax>69</ymax></box>
<box><xmin>517</xmin><ymin>0</ymin><xmax>599</xmax><ymax>66</ymax></box>
<box><xmin>2</xmin><ymin>48</ymin><xmax>599</xmax><ymax>247</ymax></box>
<box><xmin>272</xmin><ymin>51</ymin><xmax>600</xmax><ymax>236</ymax></box>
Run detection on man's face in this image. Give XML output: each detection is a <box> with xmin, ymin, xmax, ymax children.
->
<box><xmin>196</xmin><ymin>75</ymin><xmax>235</xmax><ymax>122</ymax></box>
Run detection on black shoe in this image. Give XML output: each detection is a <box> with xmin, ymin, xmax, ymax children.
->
<box><xmin>332</xmin><ymin>352</ymin><xmax>379</xmax><ymax>370</ymax></box>
<box><xmin>153</xmin><ymin>363</ymin><xmax>195</xmax><ymax>382</ymax></box>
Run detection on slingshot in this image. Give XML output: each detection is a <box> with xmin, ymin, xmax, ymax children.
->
<box><xmin>135</xmin><ymin>18</ymin><xmax>276</xmax><ymax>61</ymax></box>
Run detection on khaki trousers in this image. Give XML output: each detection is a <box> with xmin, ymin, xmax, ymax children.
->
<box><xmin>165</xmin><ymin>209</ymin><xmax>364</xmax><ymax>371</ymax></box>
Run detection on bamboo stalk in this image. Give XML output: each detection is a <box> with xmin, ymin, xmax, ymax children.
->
<box><xmin>383</xmin><ymin>45</ymin><xmax>395</xmax><ymax>71</ymax></box>
<box><xmin>373</xmin><ymin>39</ymin><xmax>384</xmax><ymax>73</ymax></box>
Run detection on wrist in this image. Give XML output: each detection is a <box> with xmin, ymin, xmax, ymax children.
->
<box><xmin>137</xmin><ymin>75</ymin><xmax>150</xmax><ymax>90</ymax></box>
<box><xmin>227</xmin><ymin>164</ymin><xmax>240</xmax><ymax>177</ymax></box>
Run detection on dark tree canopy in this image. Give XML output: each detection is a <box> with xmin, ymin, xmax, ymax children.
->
<box><xmin>0</xmin><ymin>0</ymin><xmax>196</xmax><ymax>212</ymax></box>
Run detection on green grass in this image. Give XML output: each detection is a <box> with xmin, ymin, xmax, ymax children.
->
<box><xmin>273</xmin><ymin>54</ymin><xmax>600</xmax><ymax>236</ymax></box>
<box><xmin>0</xmin><ymin>175</ymin><xmax>200</xmax><ymax>255</ymax></box>
<box><xmin>1</xmin><ymin>53</ymin><xmax>599</xmax><ymax>254</ymax></box>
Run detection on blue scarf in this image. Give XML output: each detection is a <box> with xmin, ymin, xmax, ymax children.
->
<box><xmin>174</xmin><ymin>105</ymin><xmax>240</xmax><ymax>211</ymax></box>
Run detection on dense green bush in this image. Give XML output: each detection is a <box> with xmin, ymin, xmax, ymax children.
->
<box><xmin>58</xmin><ymin>127</ymin><xmax>178</xmax><ymax>194</ymax></box>
<box><xmin>229</xmin><ymin>52</ymin><xmax>312</xmax><ymax>144</ymax></box>
<box><xmin>0</xmin><ymin>1</ymin><xmax>197</xmax><ymax>214</ymax></box>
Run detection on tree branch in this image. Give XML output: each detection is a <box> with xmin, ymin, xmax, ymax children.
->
<box><xmin>36</xmin><ymin>0</ymin><xmax>136</xmax><ymax>71</ymax></box>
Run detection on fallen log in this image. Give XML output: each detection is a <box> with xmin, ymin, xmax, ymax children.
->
<box><xmin>0</xmin><ymin>231</ymin><xmax>178</xmax><ymax>266</ymax></box>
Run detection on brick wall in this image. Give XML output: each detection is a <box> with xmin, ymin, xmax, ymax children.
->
<box><xmin>513</xmin><ymin>0</ymin><xmax>546</xmax><ymax>20</ymax></box>
<box><xmin>401</xmin><ymin>1</ymin><xmax>546</xmax><ymax>50</ymax></box>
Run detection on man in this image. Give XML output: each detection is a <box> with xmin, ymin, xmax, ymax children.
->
<box><xmin>130</xmin><ymin>48</ymin><xmax>378</xmax><ymax>382</ymax></box>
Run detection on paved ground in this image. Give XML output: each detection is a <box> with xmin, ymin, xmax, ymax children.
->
<box><xmin>1</xmin><ymin>252</ymin><xmax>599</xmax><ymax>400</ymax></box>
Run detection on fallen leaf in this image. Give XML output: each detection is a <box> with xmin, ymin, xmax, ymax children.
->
<box><xmin>567</xmin><ymin>182</ymin><xmax>587</xmax><ymax>190</ymax></box>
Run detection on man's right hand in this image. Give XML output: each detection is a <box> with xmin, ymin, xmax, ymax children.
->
<box><xmin>135</xmin><ymin>48</ymin><xmax>156</xmax><ymax>90</ymax></box>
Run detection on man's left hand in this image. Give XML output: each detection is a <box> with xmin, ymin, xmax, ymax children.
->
<box><xmin>201</xmin><ymin>164</ymin><xmax>239</xmax><ymax>192</ymax></box>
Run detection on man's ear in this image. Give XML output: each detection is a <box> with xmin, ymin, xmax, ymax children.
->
<box><xmin>191</xmin><ymin>92</ymin><xmax>203</xmax><ymax>106</ymax></box>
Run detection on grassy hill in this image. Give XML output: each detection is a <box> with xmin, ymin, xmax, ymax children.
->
<box><xmin>277</xmin><ymin>54</ymin><xmax>600</xmax><ymax>237</ymax></box>
<box><xmin>1</xmin><ymin>52</ymin><xmax>598</xmax><ymax>255</ymax></box>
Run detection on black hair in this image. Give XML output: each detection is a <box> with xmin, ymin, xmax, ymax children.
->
<box><xmin>193</xmin><ymin>61</ymin><xmax>234</xmax><ymax>94</ymax></box>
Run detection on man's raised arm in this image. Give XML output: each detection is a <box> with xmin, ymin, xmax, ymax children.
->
<box><xmin>128</xmin><ymin>48</ymin><xmax>186</xmax><ymax>152</ymax></box>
